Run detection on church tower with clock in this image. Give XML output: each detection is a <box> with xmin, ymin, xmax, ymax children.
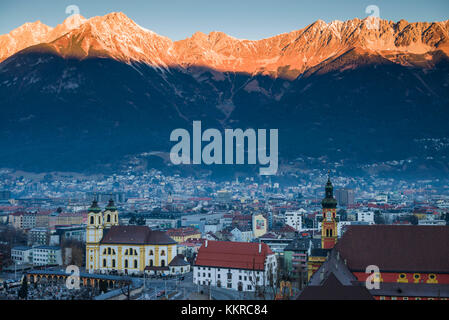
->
<box><xmin>321</xmin><ymin>173</ymin><xmax>338</xmax><ymax>249</ymax></box>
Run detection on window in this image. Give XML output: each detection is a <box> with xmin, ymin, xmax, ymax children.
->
<box><xmin>103</xmin><ymin>259</ymin><xmax>106</xmax><ymax>267</ymax></box>
<box><xmin>161</xmin><ymin>260</ymin><xmax>165</xmax><ymax>267</ymax></box>
<box><xmin>227</xmin><ymin>283</ymin><xmax>232</xmax><ymax>288</ymax></box>
<box><xmin>198</xmin><ymin>272</ymin><xmax>200</xmax><ymax>277</ymax></box>
<box><xmin>149</xmin><ymin>260</ymin><xmax>153</xmax><ymax>267</ymax></box>
<box><xmin>161</xmin><ymin>250</ymin><xmax>166</xmax><ymax>256</ymax></box>
<box><xmin>134</xmin><ymin>260</ymin><xmax>138</xmax><ymax>268</ymax></box>
<box><xmin>208</xmin><ymin>273</ymin><xmax>211</xmax><ymax>277</ymax></box>
<box><xmin>107</xmin><ymin>214</ymin><xmax>111</xmax><ymax>222</ymax></box>
<box><xmin>90</xmin><ymin>216</ymin><xmax>94</xmax><ymax>224</ymax></box>
<box><xmin>108</xmin><ymin>248</ymin><xmax>111</xmax><ymax>255</ymax></box>
<box><xmin>150</xmin><ymin>250</ymin><xmax>154</xmax><ymax>256</ymax></box>
<box><xmin>112</xmin><ymin>259</ymin><xmax>116</xmax><ymax>267</ymax></box>
<box><xmin>239</xmin><ymin>276</ymin><xmax>242</xmax><ymax>280</ymax></box>
<box><xmin>125</xmin><ymin>260</ymin><xmax>128</xmax><ymax>268</ymax></box>
<box><xmin>218</xmin><ymin>274</ymin><xmax>221</xmax><ymax>279</ymax></box>
<box><xmin>247</xmin><ymin>285</ymin><xmax>252</xmax><ymax>290</ymax></box>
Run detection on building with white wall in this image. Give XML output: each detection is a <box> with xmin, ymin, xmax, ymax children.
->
<box><xmin>32</xmin><ymin>246</ymin><xmax>62</xmax><ymax>266</ymax></box>
<box><xmin>11</xmin><ymin>246</ymin><xmax>33</xmax><ymax>265</ymax></box>
<box><xmin>285</xmin><ymin>209</ymin><xmax>305</xmax><ymax>231</ymax></box>
<box><xmin>193</xmin><ymin>240</ymin><xmax>277</xmax><ymax>292</ymax></box>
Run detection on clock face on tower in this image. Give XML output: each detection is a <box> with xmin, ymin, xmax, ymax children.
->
<box><xmin>326</xmin><ymin>212</ymin><xmax>332</xmax><ymax>221</ymax></box>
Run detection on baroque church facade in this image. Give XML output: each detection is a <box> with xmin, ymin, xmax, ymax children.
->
<box><xmin>86</xmin><ymin>200</ymin><xmax>178</xmax><ymax>275</ymax></box>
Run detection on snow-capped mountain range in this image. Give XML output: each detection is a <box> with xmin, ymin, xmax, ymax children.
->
<box><xmin>1</xmin><ymin>12</ymin><xmax>448</xmax><ymax>77</ymax></box>
<box><xmin>0</xmin><ymin>12</ymin><xmax>448</xmax><ymax>177</ymax></box>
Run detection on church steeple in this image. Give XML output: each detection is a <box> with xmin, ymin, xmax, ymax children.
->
<box><xmin>103</xmin><ymin>198</ymin><xmax>119</xmax><ymax>228</ymax></box>
<box><xmin>321</xmin><ymin>171</ymin><xmax>338</xmax><ymax>249</ymax></box>
<box><xmin>322</xmin><ymin>171</ymin><xmax>337</xmax><ymax>209</ymax></box>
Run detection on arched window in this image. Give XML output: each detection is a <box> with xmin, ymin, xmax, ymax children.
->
<box><xmin>161</xmin><ymin>250</ymin><xmax>166</xmax><ymax>256</ymax></box>
<box><xmin>149</xmin><ymin>250</ymin><xmax>154</xmax><ymax>256</ymax></box>
<box><xmin>90</xmin><ymin>216</ymin><xmax>94</xmax><ymax>224</ymax></box>
<box><xmin>108</xmin><ymin>248</ymin><xmax>111</xmax><ymax>255</ymax></box>
<box><xmin>112</xmin><ymin>249</ymin><xmax>116</xmax><ymax>255</ymax></box>
<box><xmin>149</xmin><ymin>260</ymin><xmax>153</xmax><ymax>267</ymax></box>
<box><xmin>115</xmin><ymin>215</ymin><xmax>117</xmax><ymax>222</ymax></box>
<box><xmin>134</xmin><ymin>260</ymin><xmax>138</xmax><ymax>268</ymax></box>
<box><xmin>326</xmin><ymin>229</ymin><xmax>329</xmax><ymax>237</ymax></box>
<box><xmin>125</xmin><ymin>249</ymin><xmax>128</xmax><ymax>255</ymax></box>
<box><xmin>161</xmin><ymin>260</ymin><xmax>165</xmax><ymax>267</ymax></box>
<box><xmin>97</xmin><ymin>216</ymin><xmax>101</xmax><ymax>224</ymax></box>
<box><xmin>103</xmin><ymin>249</ymin><xmax>107</xmax><ymax>254</ymax></box>
<box><xmin>125</xmin><ymin>260</ymin><xmax>128</xmax><ymax>268</ymax></box>
<box><xmin>329</xmin><ymin>229</ymin><xmax>333</xmax><ymax>237</ymax></box>
<box><xmin>107</xmin><ymin>214</ymin><xmax>111</xmax><ymax>222</ymax></box>
<box><xmin>103</xmin><ymin>259</ymin><xmax>106</xmax><ymax>267</ymax></box>
<box><xmin>112</xmin><ymin>259</ymin><xmax>116</xmax><ymax>267</ymax></box>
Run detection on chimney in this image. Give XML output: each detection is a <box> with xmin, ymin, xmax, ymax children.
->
<box><xmin>205</xmin><ymin>240</ymin><xmax>208</xmax><ymax>248</ymax></box>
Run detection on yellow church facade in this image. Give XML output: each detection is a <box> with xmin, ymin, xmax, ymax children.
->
<box><xmin>86</xmin><ymin>200</ymin><xmax>177</xmax><ymax>275</ymax></box>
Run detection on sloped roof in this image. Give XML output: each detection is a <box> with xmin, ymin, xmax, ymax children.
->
<box><xmin>194</xmin><ymin>240</ymin><xmax>274</xmax><ymax>271</ymax></box>
<box><xmin>100</xmin><ymin>226</ymin><xmax>176</xmax><ymax>245</ymax></box>
<box><xmin>169</xmin><ymin>254</ymin><xmax>190</xmax><ymax>267</ymax></box>
<box><xmin>297</xmin><ymin>273</ymin><xmax>374</xmax><ymax>300</ymax></box>
<box><xmin>335</xmin><ymin>225</ymin><xmax>449</xmax><ymax>273</ymax></box>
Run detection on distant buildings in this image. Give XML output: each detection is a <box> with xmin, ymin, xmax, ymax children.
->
<box><xmin>252</xmin><ymin>213</ymin><xmax>267</xmax><ymax>238</ymax></box>
<box><xmin>32</xmin><ymin>246</ymin><xmax>62</xmax><ymax>266</ymax></box>
<box><xmin>11</xmin><ymin>245</ymin><xmax>62</xmax><ymax>266</ymax></box>
<box><xmin>11</xmin><ymin>246</ymin><xmax>33</xmax><ymax>265</ymax></box>
<box><xmin>0</xmin><ymin>191</ymin><xmax>11</xmax><ymax>201</ymax></box>
<box><xmin>28</xmin><ymin>227</ymin><xmax>49</xmax><ymax>246</ymax></box>
<box><xmin>9</xmin><ymin>212</ymin><xmax>36</xmax><ymax>229</ymax></box>
<box><xmin>166</xmin><ymin>227</ymin><xmax>201</xmax><ymax>243</ymax></box>
<box><xmin>335</xmin><ymin>188</ymin><xmax>355</xmax><ymax>206</ymax></box>
<box><xmin>285</xmin><ymin>210</ymin><xmax>305</xmax><ymax>231</ymax></box>
<box><xmin>230</xmin><ymin>226</ymin><xmax>254</xmax><ymax>242</ymax></box>
<box><xmin>193</xmin><ymin>240</ymin><xmax>277</xmax><ymax>292</ymax></box>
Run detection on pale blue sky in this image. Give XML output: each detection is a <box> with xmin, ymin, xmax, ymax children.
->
<box><xmin>1</xmin><ymin>0</ymin><xmax>448</xmax><ymax>40</ymax></box>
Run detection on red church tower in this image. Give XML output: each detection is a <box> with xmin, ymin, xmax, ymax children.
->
<box><xmin>321</xmin><ymin>173</ymin><xmax>338</xmax><ymax>249</ymax></box>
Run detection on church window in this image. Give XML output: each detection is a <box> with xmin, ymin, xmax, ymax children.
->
<box><xmin>90</xmin><ymin>216</ymin><xmax>94</xmax><ymax>224</ymax></box>
<box><xmin>108</xmin><ymin>248</ymin><xmax>111</xmax><ymax>255</ymax></box>
<box><xmin>114</xmin><ymin>215</ymin><xmax>117</xmax><ymax>222</ymax></box>
<box><xmin>161</xmin><ymin>250</ymin><xmax>166</xmax><ymax>256</ymax></box>
<box><xmin>329</xmin><ymin>229</ymin><xmax>333</xmax><ymax>237</ymax></box>
<box><xmin>107</xmin><ymin>214</ymin><xmax>111</xmax><ymax>223</ymax></box>
<box><xmin>125</xmin><ymin>249</ymin><xmax>128</xmax><ymax>255</ymax></box>
<box><xmin>125</xmin><ymin>260</ymin><xmax>128</xmax><ymax>268</ymax></box>
<box><xmin>150</xmin><ymin>250</ymin><xmax>154</xmax><ymax>256</ymax></box>
<box><xmin>161</xmin><ymin>260</ymin><xmax>165</xmax><ymax>267</ymax></box>
<box><xmin>112</xmin><ymin>259</ymin><xmax>116</xmax><ymax>267</ymax></box>
<box><xmin>149</xmin><ymin>260</ymin><xmax>153</xmax><ymax>267</ymax></box>
<box><xmin>97</xmin><ymin>216</ymin><xmax>101</xmax><ymax>224</ymax></box>
<box><xmin>134</xmin><ymin>260</ymin><xmax>138</xmax><ymax>268</ymax></box>
<box><xmin>112</xmin><ymin>249</ymin><xmax>116</xmax><ymax>255</ymax></box>
<box><xmin>103</xmin><ymin>259</ymin><xmax>106</xmax><ymax>267</ymax></box>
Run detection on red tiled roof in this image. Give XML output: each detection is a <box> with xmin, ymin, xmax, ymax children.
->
<box><xmin>194</xmin><ymin>240</ymin><xmax>274</xmax><ymax>271</ymax></box>
<box><xmin>335</xmin><ymin>225</ymin><xmax>449</xmax><ymax>273</ymax></box>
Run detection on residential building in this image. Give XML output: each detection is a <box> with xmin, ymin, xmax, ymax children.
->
<box><xmin>193</xmin><ymin>240</ymin><xmax>277</xmax><ymax>292</ymax></box>
<box><xmin>32</xmin><ymin>246</ymin><xmax>62</xmax><ymax>266</ymax></box>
